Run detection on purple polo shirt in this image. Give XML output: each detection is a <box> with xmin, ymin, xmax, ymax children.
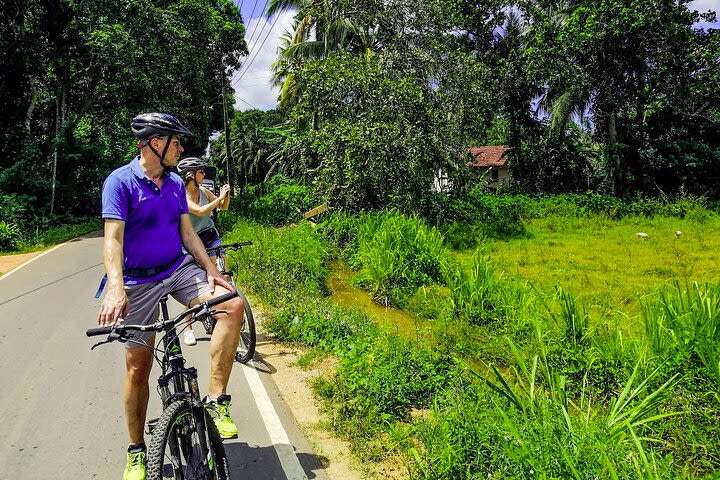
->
<box><xmin>101</xmin><ymin>157</ymin><xmax>188</xmax><ymax>284</ymax></box>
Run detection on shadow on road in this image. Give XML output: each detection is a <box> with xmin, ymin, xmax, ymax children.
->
<box><xmin>225</xmin><ymin>441</ymin><xmax>329</xmax><ymax>479</ymax></box>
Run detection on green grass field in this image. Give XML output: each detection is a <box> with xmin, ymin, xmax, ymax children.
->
<box><xmin>471</xmin><ymin>215</ymin><xmax>720</xmax><ymax>317</ymax></box>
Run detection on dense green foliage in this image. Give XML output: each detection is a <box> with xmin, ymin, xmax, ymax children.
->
<box><xmin>219</xmin><ymin>0</ymin><xmax>718</xmax><ymax>214</ymax></box>
<box><xmin>349</xmin><ymin>211</ymin><xmax>446</xmax><ymax>304</ymax></box>
<box><xmin>0</xmin><ymin>0</ymin><xmax>247</xmax><ymax>241</ymax></box>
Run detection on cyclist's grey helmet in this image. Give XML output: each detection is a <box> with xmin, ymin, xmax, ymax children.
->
<box><xmin>176</xmin><ymin>157</ymin><xmax>208</xmax><ymax>178</ymax></box>
<box><xmin>131</xmin><ymin>112</ymin><xmax>193</xmax><ymax>141</ymax></box>
<box><xmin>131</xmin><ymin>112</ymin><xmax>192</xmax><ymax>166</ymax></box>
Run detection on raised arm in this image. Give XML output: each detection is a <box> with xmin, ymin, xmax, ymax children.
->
<box><xmin>201</xmin><ymin>185</ymin><xmax>231</xmax><ymax>211</ymax></box>
<box><xmin>98</xmin><ymin>219</ymin><xmax>129</xmax><ymax>326</ymax></box>
<box><xmin>187</xmin><ymin>186</ymin><xmax>228</xmax><ymax>217</ymax></box>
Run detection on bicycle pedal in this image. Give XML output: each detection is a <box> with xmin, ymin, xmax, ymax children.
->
<box><xmin>146</xmin><ymin>418</ymin><xmax>159</xmax><ymax>435</ymax></box>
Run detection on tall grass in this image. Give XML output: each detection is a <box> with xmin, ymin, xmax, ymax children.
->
<box><xmin>412</xmin><ymin>345</ymin><xmax>679</xmax><ymax>480</ymax></box>
<box><xmin>351</xmin><ymin>211</ymin><xmax>445</xmax><ymax>305</ymax></box>
<box><xmin>447</xmin><ymin>253</ymin><xmax>498</xmax><ymax>326</ymax></box>
<box><xmin>643</xmin><ymin>281</ymin><xmax>720</xmax><ymax>391</ymax></box>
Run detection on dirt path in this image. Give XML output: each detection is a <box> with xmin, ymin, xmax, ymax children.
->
<box><xmin>0</xmin><ymin>251</ymin><xmax>43</xmax><ymax>276</ymax></box>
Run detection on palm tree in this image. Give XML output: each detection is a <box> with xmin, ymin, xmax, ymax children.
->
<box><xmin>267</xmin><ymin>0</ymin><xmax>376</xmax><ymax>108</ymax></box>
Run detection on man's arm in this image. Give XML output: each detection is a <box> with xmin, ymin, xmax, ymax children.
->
<box><xmin>179</xmin><ymin>214</ymin><xmax>233</xmax><ymax>293</ymax></box>
<box><xmin>98</xmin><ymin>219</ymin><xmax>129</xmax><ymax>326</ymax></box>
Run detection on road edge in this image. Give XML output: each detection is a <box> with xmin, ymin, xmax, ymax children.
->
<box><xmin>0</xmin><ymin>242</ymin><xmax>69</xmax><ymax>281</ymax></box>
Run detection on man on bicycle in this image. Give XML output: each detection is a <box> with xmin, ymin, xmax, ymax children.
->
<box><xmin>97</xmin><ymin>112</ymin><xmax>244</xmax><ymax>480</ymax></box>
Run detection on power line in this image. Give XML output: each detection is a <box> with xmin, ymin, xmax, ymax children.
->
<box><xmin>232</xmin><ymin>12</ymin><xmax>284</xmax><ymax>87</ymax></box>
<box><xmin>244</xmin><ymin>0</ymin><xmax>272</xmax><ymax>52</ymax></box>
<box><xmin>243</xmin><ymin>0</ymin><xmax>261</xmax><ymax>38</ymax></box>
<box><xmin>230</xmin><ymin>7</ymin><xmax>275</xmax><ymax>86</ymax></box>
<box><xmin>235</xmin><ymin>96</ymin><xmax>258</xmax><ymax>109</ymax></box>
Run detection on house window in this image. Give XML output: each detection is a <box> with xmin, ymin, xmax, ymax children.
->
<box><xmin>491</xmin><ymin>168</ymin><xmax>499</xmax><ymax>182</ymax></box>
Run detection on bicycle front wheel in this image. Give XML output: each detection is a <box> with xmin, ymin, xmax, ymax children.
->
<box><xmin>147</xmin><ymin>400</ymin><xmax>230</xmax><ymax>480</ymax></box>
<box><xmin>235</xmin><ymin>289</ymin><xmax>256</xmax><ymax>363</ymax></box>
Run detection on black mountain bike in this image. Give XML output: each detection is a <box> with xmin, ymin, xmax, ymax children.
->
<box><xmin>205</xmin><ymin>242</ymin><xmax>256</xmax><ymax>363</ymax></box>
<box><xmin>87</xmin><ymin>291</ymin><xmax>239</xmax><ymax>480</ymax></box>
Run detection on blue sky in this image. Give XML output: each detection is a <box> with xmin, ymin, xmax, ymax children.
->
<box><xmin>230</xmin><ymin>0</ymin><xmax>719</xmax><ymax>112</ymax></box>
<box><xmin>230</xmin><ymin>1</ymin><xmax>297</xmax><ymax>111</ymax></box>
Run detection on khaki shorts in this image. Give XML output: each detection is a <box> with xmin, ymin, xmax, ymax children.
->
<box><xmin>123</xmin><ymin>255</ymin><xmax>212</xmax><ymax>349</ymax></box>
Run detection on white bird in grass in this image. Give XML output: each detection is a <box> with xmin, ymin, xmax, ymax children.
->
<box><xmin>636</xmin><ymin>232</ymin><xmax>649</xmax><ymax>238</ymax></box>
<box><xmin>675</xmin><ymin>231</ymin><xmax>683</xmax><ymax>237</ymax></box>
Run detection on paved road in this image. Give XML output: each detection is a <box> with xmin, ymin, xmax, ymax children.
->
<box><xmin>0</xmin><ymin>233</ymin><xmax>327</xmax><ymax>480</ymax></box>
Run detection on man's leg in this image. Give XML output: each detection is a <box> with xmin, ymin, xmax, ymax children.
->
<box><xmin>119</xmin><ymin>281</ymin><xmax>162</xmax><ymax>449</ymax></box>
<box><xmin>169</xmin><ymin>257</ymin><xmax>244</xmax><ymax>438</ymax></box>
<box><xmin>124</xmin><ymin>345</ymin><xmax>154</xmax><ymax>444</ymax></box>
<box><xmin>192</xmin><ymin>287</ymin><xmax>244</xmax><ymax>397</ymax></box>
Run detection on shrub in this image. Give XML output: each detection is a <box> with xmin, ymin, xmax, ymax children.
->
<box><xmin>225</xmin><ymin>220</ymin><xmax>329</xmax><ymax>305</ymax></box>
<box><xmin>318</xmin><ymin>212</ymin><xmax>361</xmax><ymax>253</ymax></box>
<box><xmin>322</xmin><ymin>333</ymin><xmax>460</xmax><ymax>455</ymax></box>
<box><xmin>438</xmin><ymin>222</ymin><xmax>485</xmax><ymax>250</ymax></box>
<box><xmin>351</xmin><ymin>210</ymin><xmax>446</xmax><ymax>305</ymax></box>
<box><xmin>265</xmin><ymin>301</ymin><xmax>376</xmax><ymax>353</ymax></box>
<box><xmin>0</xmin><ymin>221</ymin><xmax>20</xmax><ymax>251</ymax></box>
<box><xmin>236</xmin><ymin>175</ymin><xmax>319</xmax><ymax>226</ymax></box>
<box><xmin>447</xmin><ymin>254</ymin><xmax>498</xmax><ymax>326</ymax></box>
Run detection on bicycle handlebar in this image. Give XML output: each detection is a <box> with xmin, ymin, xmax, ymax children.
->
<box><xmin>206</xmin><ymin>241</ymin><xmax>252</xmax><ymax>255</ymax></box>
<box><xmin>86</xmin><ymin>290</ymin><xmax>239</xmax><ymax>337</ymax></box>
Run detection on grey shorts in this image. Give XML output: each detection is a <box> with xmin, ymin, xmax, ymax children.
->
<box><xmin>123</xmin><ymin>255</ymin><xmax>212</xmax><ymax>349</ymax></box>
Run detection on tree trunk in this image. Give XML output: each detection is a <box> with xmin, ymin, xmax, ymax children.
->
<box><xmin>608</xmin><ymin>109</ymin><xmax>622</xmax><ymax>196</ymax></box>
<box><xmin>24</xmin><ymin>78</ymin><xmax>38</xmax><ymax>133</ymax></box>
<box><xmin>50</xmin><ymin>91</ymin><xmax>60</xmax><ymax>216</ymax></box>
<box><xmin>50</xmin><ymin>65</ymin><xmax>68</xmax><ymax>216</ymax></box>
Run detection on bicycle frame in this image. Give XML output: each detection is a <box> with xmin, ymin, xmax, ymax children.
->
<box><xmin>156</xmin><ymin>295</ymin><xmax>202</xmax><ymax>408</ymax></box>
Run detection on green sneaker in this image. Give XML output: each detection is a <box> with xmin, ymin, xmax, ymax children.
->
<box><xmin>204</xmin><ymin>394</ymin><xmax>238</xmax><ymax>439</ymax></box>
<box><xmin>123</xmin><ymin>449</ymin><xmax>146</xmax><ymax>480</ymax></box>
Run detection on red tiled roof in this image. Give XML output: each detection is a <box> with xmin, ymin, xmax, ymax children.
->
<box><xmin>468</xmin><ymin>145</ymin><xmax>510</xmax><ymax>168</ymax></box>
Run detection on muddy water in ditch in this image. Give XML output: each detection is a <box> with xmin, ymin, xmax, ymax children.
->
<box><xmin>327</xmin><ymin>261</ymin><xmax>493</xmax><ymax>376</ymax></box>
<box><xmin>326</xmin><ymin>261</ymin><xmax>432</xmax><ymax>340</ymax></box>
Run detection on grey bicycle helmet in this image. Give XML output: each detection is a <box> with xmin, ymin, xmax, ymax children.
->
<box><xmin>176</xmin><ymin>157</ymin><xmax>208</xmax><ymax>178</ymax></box>
<box><xmin>131</xmin><ymin>112</ymin><xmax>192</xmax><ymax>166</ymax></box>
<box><xmin>131</xmin><ymin>112</ymin><xmax>193</xmax><ymax>141</ymax></box>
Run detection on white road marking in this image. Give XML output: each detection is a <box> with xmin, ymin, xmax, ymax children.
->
<box><xmin>0</xmin><ymin>243</ymin><xmax>68</xmax><ymax>281</ymax></box>
<box><xmin>241</xmin><ymin>361</ymin><xmax>308</xmax><ymax>479</ymax></box>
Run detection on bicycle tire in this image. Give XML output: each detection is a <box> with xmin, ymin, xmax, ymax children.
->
<box><xmin>234</xmin><ymin>289</ymin><xmax>256</xmax><ymax>363</ymax></box>
<box><xmin>147</xmin><ymin>400</ymin><xmax>230</xmax><ymax>480</ymax></box>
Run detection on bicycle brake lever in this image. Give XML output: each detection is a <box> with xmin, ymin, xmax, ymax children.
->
<box><xmin>90</xmin><ymin>332</ymin><xmax>125</xmax><ymax>350</ymax></box>
<box><xmin>208</xmin><ymin>309</ymin><xmax>228</xmax><ymax>316</ymax></box>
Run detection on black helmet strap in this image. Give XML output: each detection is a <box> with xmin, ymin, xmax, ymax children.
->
<box><xmin>146</xmin><ymin>136</ymin><xmax>172</xmax><ymax>168</ymax></box>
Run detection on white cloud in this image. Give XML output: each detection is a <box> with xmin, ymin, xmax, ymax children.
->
<box><xmin>690</xmin><ymin>0</ymin><xmax>719</xmax><ymax>12</ymax></box>
<box><xmin>231</xmin><ymin>10</ymin><xmax>297</xmax><ymax>111</ymax></box>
